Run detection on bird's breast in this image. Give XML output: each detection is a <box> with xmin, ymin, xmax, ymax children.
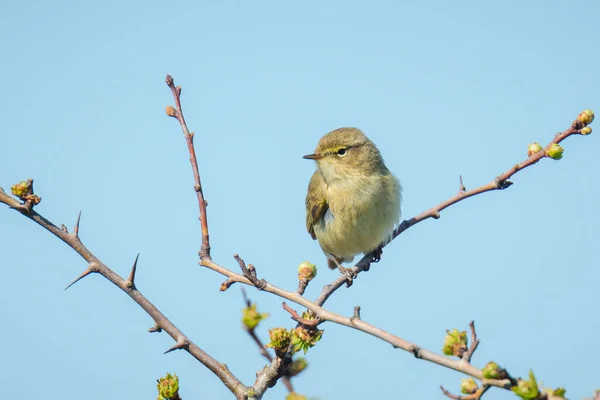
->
<box><xmin>314</xmin><ymin>173</ymin><xmax>401</xmax><ymax>259</ymax></box>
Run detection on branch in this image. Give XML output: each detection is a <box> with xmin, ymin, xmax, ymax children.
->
<box><xmin>312</xmin><ymin>115</ymin><xmax>589</xmax><ymax>307</ymax></box>
<box><xmin>0</xmin><ymin>190</ymin><xmax>248</xmax><ymax>398</ymax></box>
<box><xmin>195</xmin><ymin>112</ymin><xmax>592</xmax><ymax>397</ymax></box>
<box><xmin>165</xmin><ymin>75</ymin><xmax>211</xmax><ymax>259</ymax></box>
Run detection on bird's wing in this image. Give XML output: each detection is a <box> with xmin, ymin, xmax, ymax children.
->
<box><xmin>305</xmin><ymin>171</ymin><xmax>328</xmax><ymax>240</ymax></box>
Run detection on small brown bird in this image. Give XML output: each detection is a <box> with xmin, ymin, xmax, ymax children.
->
<box><xmin>304</xmin><ymin>127</ymin><xmax>401</xmax><ymax>281</ymax></box>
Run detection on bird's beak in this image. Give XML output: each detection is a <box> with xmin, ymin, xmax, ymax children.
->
<box><xmin>303</xmin><ymin>153</ymin><xmax>323</xmax><ymax>160</ymax></box>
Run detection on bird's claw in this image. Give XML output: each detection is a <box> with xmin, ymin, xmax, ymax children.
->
<box><xmin>371</xmin><ymin>246</ymin><xmax>383</xmax><ymax>263</ymax></box>
<box><xmin>338</xmin><ymin>266</ymin><xmax>356</xmax><ymax>287</ymax></box>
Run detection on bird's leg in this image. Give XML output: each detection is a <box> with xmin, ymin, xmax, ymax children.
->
<box><xmin>329</xmin><ymin>256</ymin><xmax>356</xmax><ymax>287</ymax></box>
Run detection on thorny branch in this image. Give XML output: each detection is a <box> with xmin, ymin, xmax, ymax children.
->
<box><xmin>1</xmin><ymin>74</ymin><xmax>594</xmax><ymax>399</ymax></box>
<box><xmin>0</xmin><ymin>188</ymin><xmax>247</xmax><ymax>399</ymax></box>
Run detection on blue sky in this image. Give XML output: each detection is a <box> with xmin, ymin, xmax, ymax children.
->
<box><xmin>1</xmin><ymin>1</ymin><xmax>598</xmax><ymax>399</ymax></box>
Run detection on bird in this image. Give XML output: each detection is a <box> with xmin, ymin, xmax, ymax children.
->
<box><xmin>304</xmin><ymin>127</ymin><xmax>401</xmax><ymax>283</ymax></box>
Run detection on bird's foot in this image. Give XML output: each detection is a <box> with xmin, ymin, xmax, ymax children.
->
<box><xmin>371</xmin><ymin>246</ymin><xmax>383</xmax><ymax>263</ymax></box>
<box><xmin>338</xmin><ymin>266</ymin><xmax>356</xmax><ymax>287</ymax></box>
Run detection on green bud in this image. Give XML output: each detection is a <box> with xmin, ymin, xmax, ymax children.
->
<box><xmin>156</xmin><ymin>373</ymin><xmax>179</xmax><ymax>400</ymax></box>
<box><xmin>288</xmin><ymin>357</ymin><xmax>308</xmax><ymax>377</ymax></box>
<box><xmin>511</xmin><ymin>370</ymin><xmax>539</xmax><ymax>399</ymax></box>
<box><xmin>241</xmin><ymin>303</ymin><xmax>269</xmax><ymax>331</ymax></box>
<box><xmin>527</xmin><ymin>142</ymin><xmax>543</xmax><ymax>157</ymax></box>
<box><xmin>546</xmin><ymin>143</ymin><xmax>564</xmax><ymax>160</ymax></box>
<box><xmin>442</xmin><ymin>328</ymin><xmax>468</xmax><ymax>357</ymax></box>
<box><xmin>581</xmin><ymin>126</ymin><xmax>592</xmax><ymax>135</ymax></box>
<box><xmin>285</xmin><ymin>393</ymin><xmax>308</xmax><ymax>400</ymax></box>
<box><xmin>291</xmin><ymin>326</ymin><xmax>323</xmax><ymax>354</ymax></box>
<box><xmin>298</xmin><ymin>261</ymin><xmax>317</xmax><ymax>281</ymax></box>
<box><xmin>578</xmin><ymin>109</ymin><xmax>594</xmax><ymax>126</ymax></box>
<box><xmin>482</xmin><ymin>361</ymin><xmax>507</xmax><ymax>380</ymax></box>
<box><xmin>265</xmin><ymin>327</ymin><xmax>291</xmax><ymax>354</ymax></box>
<box><xmin>460</xmin><ymin>378</ymin><xmax>479</xmax><ymax>395</ymax></box>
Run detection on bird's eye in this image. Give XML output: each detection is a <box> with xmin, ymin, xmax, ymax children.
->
<box><xmin>336</xmin><ymin>148</ymin><xmax>347</xmax><ymax>157</ymax></box>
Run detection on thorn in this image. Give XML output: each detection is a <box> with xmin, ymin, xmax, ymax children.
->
<box><xmin>350</xmin><ymin>305</ymin><xmax>361</xmax><ymax>323</ymax></box>
<box><xmin>164</xmin><ymin>339</ymin><xmax>188</xmax><ymax>354</ymax></box>
<box><xmin>126</xmin><ymin>253</ymin><xmax>140</xmax><ymax>289</ymax></box>
<box><xmin>73</xmin><ymin>211</ymin><xmax>82</xmax><ymax>237</ymax></box>
<box><xmin>459</xmin><ymin>175</ymin><xmax>466</xmax><ymax>192</ymax></box>
<box><xmin>64</xmin><ymin>268</ymin><xmax>95</xmax><ymax>290</ymax></box>
<box><xmin>60</xmin><ymin>224</ymin><xmax>68</xmax><ymax>233</ymax></box>
<box><xmin>148</xmin><ymin>324</ymin><xmax>162</xmax><ymax>333</ymax></box>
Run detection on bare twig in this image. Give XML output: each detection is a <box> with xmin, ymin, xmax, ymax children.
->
<box><xmin>165</xmin><ymin>75</ymin><xmax>211</xmax><ymax>259</ymax></box>
<box><xmin>462</xmin><ymin>321</ymin><xmax>480</xmax><ymax>363</ymax></box>
<box><xmin>282</xmin><ymin>302</ymin><xmax>320</xmax><ymax>328</ymax></box>
<box><xmin>234</xmin><ymin>254</ymin><xmax>267</xmax><ymax>290</ymax></box>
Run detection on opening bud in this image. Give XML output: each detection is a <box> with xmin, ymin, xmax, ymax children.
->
<box><xmin>527</xmin><ymin>142</ymin><xmax>543</xmax><ymax>157</ymax></box>
<box><xmin>156</xmin><ymin>373</ymin><xmax>179</xmax><ymax>400</ymax></box>
<box><xmin>265</xmin><ymin>327</ymin><xmax>291</xmax><ymax>354</ymax></box>
<box><xmin>546</xmin><ymin>143</ymin><xmax>564</xmax><ymax>160</ymax></box>
<box><xmin>298</xmin><ymin>261</ymin><xmax>317</xmax><ymax>282</ymax></box>
<box><xmin>442</xmin><ymin>328</ymin><xmax>468</xmax><ymax>357</ymax></box>
<box><xmin>460</xmin><ymin>378</ymin><xmax>479</xmax><ymax>395</ymax></box>
<box><xmin>241</xmin><ymin>303</ymin><xmax>269</xmax><ymax>330</ymax></box>
<box><xmin>578</xmin><ymin>109</ymin><xmax>594</xmax><ymax>126</ymax></box>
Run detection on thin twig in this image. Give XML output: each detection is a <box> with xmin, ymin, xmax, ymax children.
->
<box><xmin>165</xmin><ymin>75</ymin><xmax>211</xmax><ymax>259</ymax></box>
<box><xmin>282</xmin><ymin>302</ymin><xmax>320</xmax><ymax>328</ymax></box>
<box><xmin>234</xmin><ymin>254</ymin><xmax>267</xmax><ymax>290</ymax></box>
<box><xmin>462</xmin><ymin>321</ymin><xmax>480</xmax><ymax>363</ymax></box>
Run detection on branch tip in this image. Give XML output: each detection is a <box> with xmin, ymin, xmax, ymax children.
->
<box><xmin>460</xmin><ymin>320</ymin><xmax>481</xmax><ymax>363</ymax></box>
<box><xmin>220</xmin><ymin>278</ymin><xmax>234</xmax><ymax>292</ymax></box>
